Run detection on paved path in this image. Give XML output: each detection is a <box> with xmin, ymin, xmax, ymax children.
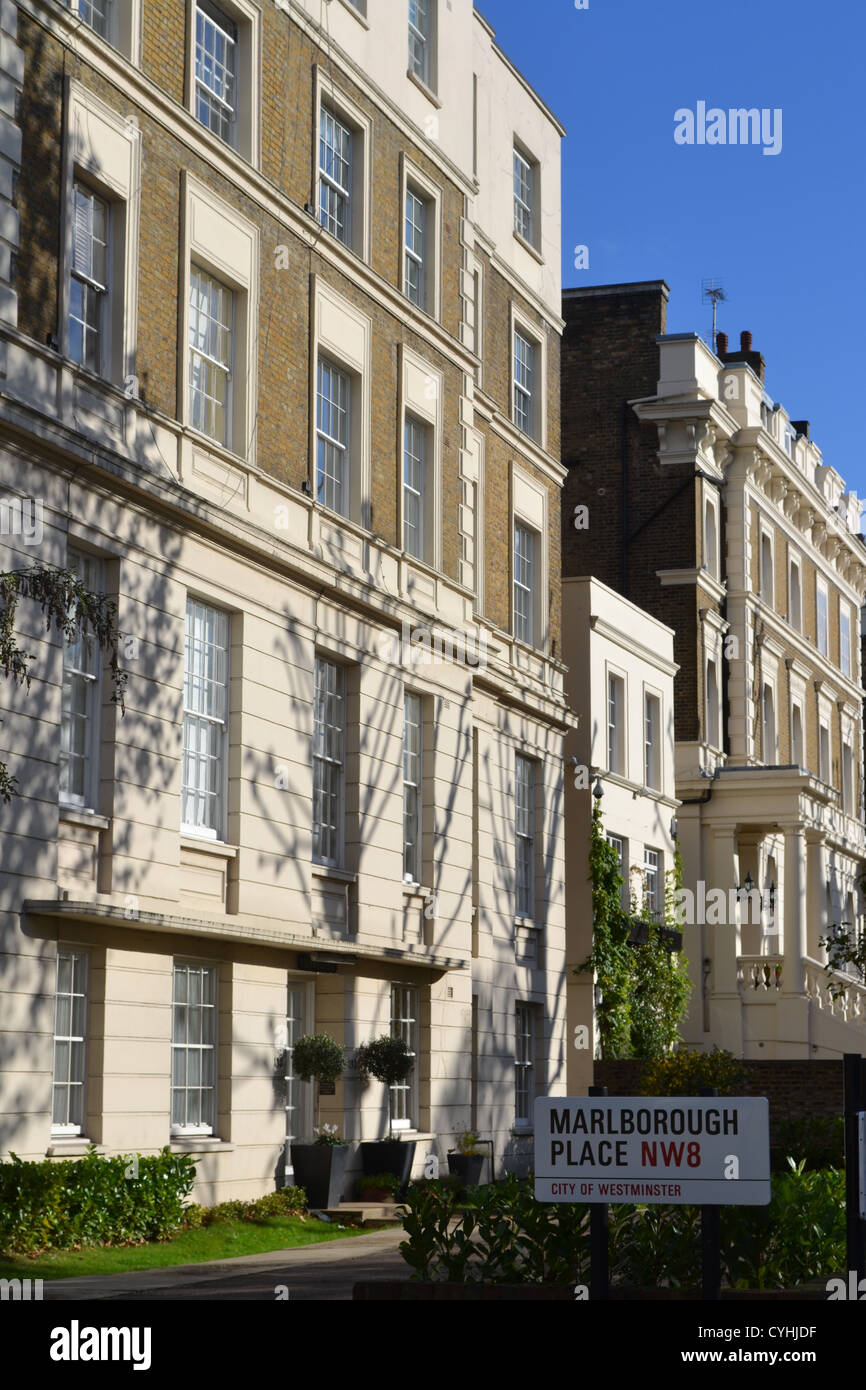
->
<box><xmin>44</xmin><ymin>1228</ymin><xmax>411</xmax><ymax>1302</ymax></box>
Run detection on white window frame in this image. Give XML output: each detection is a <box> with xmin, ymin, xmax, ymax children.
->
<box><xmin>513</xmin><ymin>520</ymin><xmax>536</xmax><ymax>647</ymax></box>
<box><xmin>316</xmin><ymin>357</ymin><xmax>351</xmax><ymax>518</ymax></box>
<box><xmin>403</xmin><ymin>691</ymin><xmax>422</xmax><ymax>885</ymax></box>
<box><xmin>400</xmin><ymin>156</ymin><xmax>441</xmax><ymax>319</ymax></box>
<box><xmin>403</xmin><ymin>414</ymin><xmax>427</xmax><ymax>560</ymax></box>
<box><xmin>65</xmin><ymin>0</ymin><xmax>141</xmax><ymax>59</ymax></box>
<box><xmin>188</xmin><ymin>263</ymin><xmax>234</xmax><ymax>448</ymax></box>
<box><xmin>407</xmin><ymin>0</ymin><xmax>436</xmax><ymax>93</ymax></box>
<box><xmin>182</xmin><ymin>597</ymin><xmax>230</xmax><ymax>841</ymax></box>
<box><xmin>759</xmin><ymin>528</ymin><xmax>774</xmax><ymax>606</ymax></box>
<box><xmin>842</xmin><ymin>737</ymin><xmax>854</xmax><ymax>815</ymax></box>
<box><xmin>400</xmin><ymin>346</ymin><xmax>442</xmax><ymax>569</ymax></box>
<box><xmin>60</xmin><ymin>82</ymin><xmax>140</xmax><ymax>390</ymax></box>
<box><xmin>313</xmin><ymin>71</ymin><xmax>371</xmax><ymax>262</ymax></box>
<box><xmin>513</xmin><ymin>142</ymin><xmax>540</xmax><ymax>252</ymax></box>
<box><xmin>68</xmin><ymin>181</ymin><xmax>110</xmax><ymax>376</ymax></box>
<box><xmin>607</xmin><ymin>669</ymin><xmax>626</xmax><ymax>776</ymax></box>
<box><xmin>761</xmin><ymin>681</ymin><xmax>777</xmax><ymax>764</ymax></box>
<box><xmin>181</xmin><ymin>175</ymin><xmax>258</xmax><ymax>463</ymax></box>
<box><xmin>515</xmin><ymin>754</ymin><xmax>535</xmax><ymax>920</ymax></box>
<box><xmin>514</xmin><ymin>1002</ymin><xmax>535</xmax><ymax>1129</ymax></box>
<box><xmin>312</xmin><ymin>279</ymin><xmax>372</xmax><ymax>530</ymax></box>
<box><xmin>788</xmin><ymin>553</ymin><xmax>802</xmax><ymax>632</ymax></box>
<box><xmin>510</xmin><ymin>306</ymin><xmax>546</xmax><ymax>447</ymax></box>
<box><xmin>816</xmin><ymin>578</ymin><xmax>829</xmax><ymax>657</ymax></box>
<box><xmin>512</xmin><ymin>468</ymin><xmax>548</xmax><ymax>651</ymax></box>
<box><xmin>607</xmin><ymin>833</ymin><xmax>629</xmax><ymax>910</ymax></box>
<box><xmin>390</xmin><ymin>984</ymin><xmax>419</xmax><ymax>1130</ymax></box>
<box><xmin>840</xmin><ymin>601</ymin><xmax>852</xmax><ymax>678</ymax></box>
<box><xmin>703</xmin><ymin>494</ymin><xmax>719</xmax><ymax>580</ymax></box>
<box><xmin>644</xmin><ymin>689</ymin><xmax>661</xmax><ymax>791</ymax></box>
<box><xmin>171</xmin><ymin>961</ymin><xmax>218</xmax><ymax>1136</ymax></box>
<box><xmin>819</xmin><ymin>717</ymin><xmax>831</xmax><ymax>784</ymax></box>
<box><xmin>284</xmin><ymin>977</ymin><xmax>315</xmax><ymax>1180</ymax></box>
<box><xmin>791</xmin><ymin>700</ymin><xmax>804</xmax><ymax>767</ymax></box>
<box><xmin>313</xmin><ymin>656</ymin><xmax>346</xmax><ymax>868</ymax></box>
<box><xmin>706</xmin><ymin>657</ymin><xmax>720</xmax><ymax>751</ymax></box>
<box><xmin>59</xmin><ymin>549</ymin><xmax>104</xmax><ymax>811</ymax></box>
<box><xmin>185</xmin><ymin>0</ymin><xmax>260</xmax><ymax>164</ymax></box>
<box><xmin>52</xmin><ymin>946</ymin><xmax>89</xmax><ymax>1136</ymax></box>
<box><xmin>643</xmin><ymin>847</ymin><xmax>661</xmax><ymax>921</ymax></box>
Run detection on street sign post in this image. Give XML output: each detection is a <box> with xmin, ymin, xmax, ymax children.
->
<box><xmin>534</xmin><ymin>1096</ymin><xmax>771</xmax><ymax>1206</ymax></box>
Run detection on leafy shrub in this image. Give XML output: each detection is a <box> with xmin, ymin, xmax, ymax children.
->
<box><xmin>292</xmin><ymin>1034</ymin><xmax>345</xmax><ymax>1088</ymax></box>
<box><xmin>357</xmin><ymin>1172</ymin><xmax>401</xmax><ymax>1196</ymax></box>
<box><xmin>770</xmin><ymin>1114</ymin><xmax>843</xmax><ymax>1173</ymax></box>
<box><xmin>641</xmin><ymin>1047</ymin><xmax>747</xmax><ymax>1097</ymax></box>
<box><xmin>0</xmin><ymin>1148</ymin><xmax>196</xmax><ymax>1255</ymax></box>
<box><xmin>357</xmin><ymin>1035</ymin><xmax>415</xmax><ymax>1086</ymax></box>
<box><xmin>399</xmin><ymin>1168</ymin><xmax>846</xmax><ymax>1290</ymax></box>
<box><xmin>249</xmin><ymin>1187</ymin><xmax>308</xmax><ymax>1218</ymax></box>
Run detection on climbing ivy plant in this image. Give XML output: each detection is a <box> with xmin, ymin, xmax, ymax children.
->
<box><xmin>0</xmin><ymin>564</ymin><xmax>127</xmax><ymax>802</ymax></box>
<box><xmin>577</xmin><ymin>800</ymin><xmax>691</xmax><ymax>1059</ymax></box>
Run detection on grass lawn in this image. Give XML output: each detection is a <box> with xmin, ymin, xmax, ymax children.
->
<box><xmin>0</xmin><ymin>1214</ymin><xmax>368</xmax><ymax>1281</ymax></box>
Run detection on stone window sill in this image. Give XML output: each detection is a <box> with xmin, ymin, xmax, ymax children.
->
<box><xmin>169</xmin><ymin>1139</ymin><xmax>235</xmax><ymax>1154</ymax></box>
<box><xmin>46</xmin><ymin>1139</ymin><xmax>104</xmax><ymax>1156</ymax></box>
<box><xmin>59</xmin><ymin>807</ymin><xmax>110</xmax><ymax>831</ymax></box>
<box><xmin>406</xmin><ymin>69</ymin><xmax>441</xmax><ymax>108</ymax></box>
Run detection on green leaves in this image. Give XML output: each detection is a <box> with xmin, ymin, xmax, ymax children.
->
<box><xmin>398</xmin><ymin>1169</ymin><xmax>846</xmax><ymax>1290</ymax></box>
<box><xmin>579</xmin><ymin>803</ymin><xmax>691</xmax><ymax>1058</ymax></box>
<box><xmin>0</xmin><ymin>1148</ymin><xmax>197</xmax><ymax>1255</ymax></box>
<box><xmin>641</xmin><ymin>1047</ymin><xmax>747</xmax><ymax>1098</ymax></box>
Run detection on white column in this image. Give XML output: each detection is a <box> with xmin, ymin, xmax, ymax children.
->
<box><xmin>711</xmin><ymin>828</ymin><xmax>740</xmax><ymax>995</ymax></box>
<box><xmin>781</xmin><ymin>824</ymin><xmax>807</xmax><ymax>995</ymax></box>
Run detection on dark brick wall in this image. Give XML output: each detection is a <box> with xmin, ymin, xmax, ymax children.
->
<box><xmin>560</xmin><ymin>283</ymin><xmax>711</xmax><ymax>743</ymax></box>
<box><xmin>595</xmin><ymin>1058</ymin><xmax>846</xmax><ymax>1125</ymax></box>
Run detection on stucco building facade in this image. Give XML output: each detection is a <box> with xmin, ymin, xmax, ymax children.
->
<box><xmin>562</xmin><ymin>282</ymin><xmax>866</xmax><ymax>1060</ymax></box>
<box><xmin>0</xmin><ymin>0</ymin><xmax>570</xmax><ymax>1201</ymax></box>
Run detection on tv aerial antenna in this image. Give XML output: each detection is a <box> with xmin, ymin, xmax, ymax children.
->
<box><xmin>701</xmin><ymin>278</ymin><xmax>727</xmax><ymax>352</ymax></box>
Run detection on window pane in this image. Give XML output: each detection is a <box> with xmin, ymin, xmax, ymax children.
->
<box><xmin>182</xmin><ymin>599</ymin><xmax>229</xmax><ymax>835</ymax></box>
<box><xmin>189</xmin><ymin>266</ymin><xmax>233</xmax><ymax>445</ymax></box>
<box><xmin>404</xmin><ymin>693</ymin><xmax>422</xmax><ymax>882</ymax></box>
<box><xmin>408</xmin><ymin>0</ymin><xmax>429</xmax><ymax>82</ymax></box>
<box><xmin>513</xmin><ymin>522</ymin><xmax>535</xmax><ymax>644</ymax></box>
<box><xmin>513</xmin><ymin>331</ymin><xmax>534</xmax><ymax>434</ymax></box>
<box><xmin>316</xmin><ymin>359</ymin><xmax>350</xmax><ymax>516</ymax></box>
<box><xmin>405</xmin><ymin>189</ymin><xmax>426</xmax><ymax>308</ymax></box>
<box><xmin>53</xmin><ymin>949</ymin><xmax>87</xmax><ymax>1133</ymax></box>
<box><xmin>313</xmin><ymin>658</ymin><xmax>345</xmax><ymax>865</ymax></box>
<box><xmin>195</xmin><ymin>2</ymin><xmax>238</xmax><ymax>143</ymax></box>
<box><xmin>171</xmin><ymin>964</ymin><xmax>217</xmax><ymax>1132</ymax></box>
<box><xmin>69</xmin><ymin>184</ymin><xmax>109</xmax><ymax>375</ymax></box>
<box><xmin>513</xmin><ymin>149</ymin><xmax>533</xmax><ymax>241</ymax></box>
<box><xmin>403</xmin><ymin>417</ymin><xmax>425</xmax><ymax>558</ymax></box>
<box><xmin>515</xmin><ymin>755</ymin><xmax>534</xmax><ymax>918</ymax></box>
<box><xmin>319</xmin><ymin>108</ymin><xmax>352</xmax><ymax>245</ymax></box>
<box><xmin>390</xmin><ymin>985</ymin><xmax>418</xmax><ymax>1126</ymax></box>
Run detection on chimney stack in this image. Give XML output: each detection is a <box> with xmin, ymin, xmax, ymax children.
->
<box><xmin>791</xmin><ymin>420</ymin><xmax>810</xmax><ymax>439</ymax></box>
<box><xmin>716</xmin><ymin>328</ymin><xmax>766</xmax><ymax>383</ymax></box>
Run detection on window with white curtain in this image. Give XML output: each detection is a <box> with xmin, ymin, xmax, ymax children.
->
<box><xmin>52</xmin><ymin>948</ymin><xmax>89</xmax><ymax>1135</ymax></box>
<box><xmin>514</xmin><ymin>1002</ymin><xmax>535</xmax><ymax>1126</ymax></box>
<box><xmin>313</xmin><ymin>657</ymin><xmax>345</xmax><ymax>866</ymax></box>
<box><xmin>515</xmin><ymin>755</ymin><xmax>535</xmax><ymax>919</ymax></box>
<box><xmin>188</xmin><ymin>265</ymin><xmax>234</xmax><ymax>446</ymax></box>
<box><xmin>59</xmin><ymin>549</ymin><xmax>104</xmax><ymax>809</ymax></box>
<box><xmin>513</xmin><ymin>521</ymin><xmax>535</xmax><ymax>644</ymax></box>
<box><xmin>69</xmin><ymin>182</ymin><xmax>109</xmax><ymax>375</ymax></box>
<box><xmin>316</xmin><ymin>358</ymin><xmax>350</xmax><ymax>517</ymax></box>
<box><xmin>403</xmin><ymin>416</ymin><xmax>426</xmax><ymax>559</ymax></box>
<box><xmin>390</xmin><ymin>985</ymin><xmax>419</xmax><ymax>1128</ymax></box>
<box><xmin>403</xmin><ymin>692</ymin><xmax>422</xmax><ymax>884</ymax></box>
<box><xmin>171</xmin><ymin>962</ymin><xmax>217</xmax><ymax>1134</ymax></box>
<box><xmin>182</xmin><ymin>599</ymin><xmax>230</xmax><ymax>838</ymax></box>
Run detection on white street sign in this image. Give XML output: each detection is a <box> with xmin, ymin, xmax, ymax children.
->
<box><xmin>534</xmin><ymin>1096</ymin><xmax>770</xmax><ymax>1205</ymax></box>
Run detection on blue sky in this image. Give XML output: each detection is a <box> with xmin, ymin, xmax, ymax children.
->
<box><xmin>479</xmin><ymin>0</ymin><xmax>866</xmax><ymax>500</ymax></box>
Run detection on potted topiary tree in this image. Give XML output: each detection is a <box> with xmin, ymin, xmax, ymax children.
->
<box><xmin>289</xmin><ymin>1033</ymin><xmax>347</xmax><ymax>1209</ymax></box>
<box><xmin>356</xmin><ymin>1034</ymin><xmax>417</xmax><ymax>1191</ymax></box>
<box><xmin>447</xmin><ymin>1130</ymin><xmax>485</xmax><ymax>1187</ymax></box>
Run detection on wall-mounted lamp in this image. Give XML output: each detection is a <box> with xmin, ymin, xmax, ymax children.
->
<box><xmin>670</xmin><ymin>815</ymin><xmax>679</xmax><ymax>840</ymax></box>
<box><xmin>592</xmin><ymin>776</ymin><xmax>604</xmax><ymax>801</ymax></box>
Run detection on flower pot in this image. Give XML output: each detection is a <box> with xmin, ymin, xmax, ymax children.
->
<box><xmin>447</xmin><ymin>1153</ymin><xmax>485</xmax><ymax>1186</ymax></box>
<box><xmin>359</xmin><ymin>1140</ymin><xmax>417</xmax><ymax>1193</ymax></box>
<box><xmin>290</xmin><ymin>1143</ymin><xmax>349</xmax><ymax>1208</ymax></box>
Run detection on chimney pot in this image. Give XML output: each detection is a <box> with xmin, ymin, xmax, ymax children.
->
<box><xmin>740</xmin><ymin>330</ymin><xmax>753</xmax><ymax>353</ymax></box>
<box><xmin>716</xmin><ymin>331</ymin><xmax>728</xmax><ymax>355</ymax></box>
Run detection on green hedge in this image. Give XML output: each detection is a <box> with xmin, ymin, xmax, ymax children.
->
<box><xmin>0</xmin><ymin>1148</ymin><xmax>196</xmax><ymax>1254</ymax></box>
<box><xmin>400</xmin><ymin>1167</ymin><xmax>846</xmax><ymax>1291</ymax></box>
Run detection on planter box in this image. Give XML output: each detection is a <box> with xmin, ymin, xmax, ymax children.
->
<box><xmin>290</xmin><ymin>1143</ymin><xmax>349</xmax><ymax>1208</ymax></box>
<box><xmin>447</xmin><ymin>1153</ymin><xmax>485</xmax><ymax>1185</ymax></box>
<box><xmin>359</xmin><ymin>1140</ymin><xmax>416</xmax><ymax>1193</ymax></box>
